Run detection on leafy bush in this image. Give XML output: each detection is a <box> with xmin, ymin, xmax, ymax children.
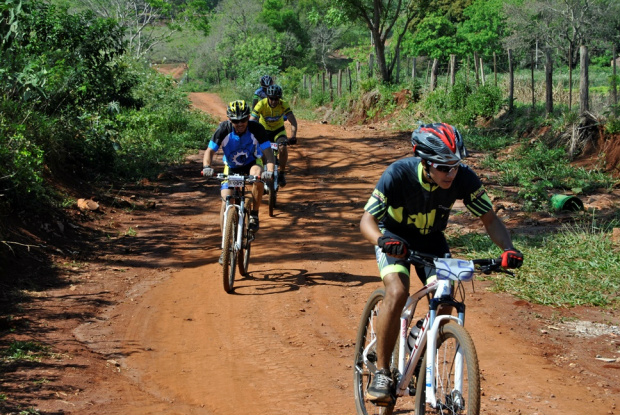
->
<box><xmin>481</xmin><ymin>141</ymin><xmax>614</xmax><ymax>211</ymax></box>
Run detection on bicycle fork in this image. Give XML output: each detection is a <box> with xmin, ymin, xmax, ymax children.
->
<box><xmin>222</xmin><ymin>200</ymin><xmax>243</xmax><ymax>253</ymax></box>
<box><xmin>424</xmin><ymin>283</ymin><xmax>467</xmax><ymax>408</ymax></box>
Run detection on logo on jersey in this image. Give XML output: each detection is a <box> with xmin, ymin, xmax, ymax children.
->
<box><xmin>230</xmin><ymin>151</ymin><xmax>250</xmax><ymax>167</ymax></box>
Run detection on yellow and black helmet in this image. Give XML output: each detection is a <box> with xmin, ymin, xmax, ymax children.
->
<box><xmin>226</xmin><ymin>100</ymin><xmax>251</xmax><ymax>121</ymax></box>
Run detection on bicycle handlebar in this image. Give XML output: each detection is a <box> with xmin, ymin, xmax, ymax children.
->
<box><xmin>405</xmin><ymin>250</ymin><xmax>513</xmax><ymax>277</ymax></box>
<box><xmin>214</xmin><ymin>173</ymin><xmax>265</xmax><ymax>184</ymax></box>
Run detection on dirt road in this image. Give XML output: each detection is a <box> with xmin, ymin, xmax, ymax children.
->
<box><xmin>5</xmin><ymin>93</ymin><xmax>618</xmax><ymax>415</ymax></box>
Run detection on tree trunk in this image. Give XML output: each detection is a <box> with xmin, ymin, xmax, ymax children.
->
<box><xmin>545</xmin><ymin>48</ymin><xmax>553</xmax><ymax>115</ymax></box>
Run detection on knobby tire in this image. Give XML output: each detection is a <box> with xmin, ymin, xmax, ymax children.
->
<box><xmin>268</xmin><ymin>182</ymin><xmax>276</xmax><ymax>217</ymax></box>
<box><xmin>222</xmin><ymin>208</ymin><xmax>238</xmax><ymax>293</ymax></box>
<box><xmin>238</xmin><ymin>211</ymin><xmax>251</xmax><ymax>276</ymax></box>
<box><xmin>354</xmin><ymin>289</ymin><xmax>405</xmax><ymax>415</ymax></box>
<box><xmin>414</xmin><ymin>323</ymin><xmax>480</xmax><ymax>415</ymax></box>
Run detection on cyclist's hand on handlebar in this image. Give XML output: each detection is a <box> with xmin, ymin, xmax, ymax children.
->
<box><xmin>202</xmin><ymin>167</ymin><xmax>214</xmax><ymax>177</ymax></box>
<box><xmin>261</xmin><ymin>170</ymin><xmax>274</xmax><ymax>181</ymax></box>
<box><xmin>378</xmin><ymin>235</ymin><xmax>407</xmax><ymax>257</ymax></box>
<box><xmin>288</xmin><ymin>137</ymin><xmax>297</xmax><ymax>145</ymax></box>
<box><xmin>501</xmin><ymin>248</ymin><xmax>523</xmax><ymax>268</ymax></box>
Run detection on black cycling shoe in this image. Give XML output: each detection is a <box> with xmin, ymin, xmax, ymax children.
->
<box><xmin>279</xmin><ymin>172</ymin><xmax>287</xmax><ymax>188</ymax></box>
<box><xmin>248</xmin><ymin>215</ymin><xmax>259</xmax><ymax>233</ymax></box>
<box><xmin>366</xmin><ymin>368</ymin><xmax>393</xmax><ymax>403</ymax></box>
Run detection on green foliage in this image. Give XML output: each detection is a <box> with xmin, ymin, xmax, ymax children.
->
<box><xmin>481</xmin><ymin>141</ymin><xmax>615</xmax><ymax>211</ymax></box>
<box><xmin>401</xmin><ymin>13</ymin><xmax>462</xmax><ymax>59</ymax></box>
<box><xmin>2</xmin><ymin>2</ymin><xmax>130</xmax><ymax>112</ymax></box>
<box><xmin>422</xmin><ymin>79</ymin><xmax>503</xmax><ymax>126</ymax></box>
<box><xmin>1</xmin><ymin>341</ymin><xmax>50</xmax><ymax>361</ymax></box>
<box><xmin>457</xmin><ymin>0</ymin><xmax>506</xmax><ymax>56</ymax></box>
<box><xmin>604</xmin><ymin>115</ymin><xmax>620</xmax><ymax>134</ymax></box>
<box><xmin>450</xmin><ymin>218</ymin><xmax>620</xmax><ymax>307</ymax></box>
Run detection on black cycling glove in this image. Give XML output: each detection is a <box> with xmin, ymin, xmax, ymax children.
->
<box><xmin>501</xmin><ymin>248</ymin><xmax>523</xmax><ymax>268</ymax></box>
<box><xmin>378</xmin><ymin>235</ymin><xmax>407</xmax><ymax>257</ymax></box>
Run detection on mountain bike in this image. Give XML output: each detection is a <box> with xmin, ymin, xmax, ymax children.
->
<box><xmin>264</xmin><ymin>137</ymin><xmax>287</xmax><ymax>217</ymax></box>
<box><xmin>215</xmin><ymin>173</ymin><xmax>262</xmax><ymax>293</ymax></box>
<box><xmin>353</xmin><ymin>250</ymin><xmax>514</xmax><ymax>415</ymax></box>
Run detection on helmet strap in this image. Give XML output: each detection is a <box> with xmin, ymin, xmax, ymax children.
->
<box><xmin>422</xmin><ymin>161</ymin><xmax>436</xmax><ymax>185</ymax></box>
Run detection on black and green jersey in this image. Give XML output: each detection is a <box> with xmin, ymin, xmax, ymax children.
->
<box><xmin>364</xmin><ymin>157</ymin><xmax>492</xmax><ymax>243</ymax></box>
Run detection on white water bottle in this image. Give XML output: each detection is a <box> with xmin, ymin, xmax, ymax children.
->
<box><xmin>407</xmin><ymin>319</ymin><xmax>424</xmax><ymax>351</ymax></box>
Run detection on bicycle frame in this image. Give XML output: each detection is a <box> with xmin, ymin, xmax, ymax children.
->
<box><xmin>220</xmin><ymin>174</ymin><xmax>253</xmax><ymax>253</ymax></box>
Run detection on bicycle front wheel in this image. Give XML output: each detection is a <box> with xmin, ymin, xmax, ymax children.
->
<box><xmin>237</xmin><ymin>212</ymin><xmax>251</xmax><ymax>276</ymax></box>
<box><xmin>222</xmin><ymin>208</ymin><xmax>238</xmax><ymax>293</ymax></box>
<box><xmin>268</xmin><ymin>182</ymin><xmax>277</xmax><ymax>217</ymax></box>
<box><xmin>353</xmin><ymin>289</ymin><xmax>401</xmax><ymax>415</ymax></box>
<box><xmin>414</xmin><ymin>323</ymin><xmax>480</xmax><ymax>415</ymax></box>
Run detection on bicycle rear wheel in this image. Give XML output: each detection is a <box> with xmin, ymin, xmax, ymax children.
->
<box><xmin>222</xmin><ymin>208</ymin><xmax>238</xmax><ymax>293</ymax></box>
<box><xmin>414</xmin><ymin>323</ymin><xmax>480</xmax><ymax>415</ymax></box>
<box><xmin>354</xmin><ymin>289</ymin><xmax>406</xmax><ymax>415</ymax></box>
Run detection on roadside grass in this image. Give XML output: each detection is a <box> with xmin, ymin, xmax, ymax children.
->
<box><xmin>448</xmin><ymin>218</ymin><xmax>620</xmax><ymax>308</ymax></box>
<box><xmin>477</xmin><ymin>140</ymin><xmax>615</xmax><ymax>211</ymax></box>
<box><xmin>1</xmin><ymin>341</ymin><xmax>52</xmax><ymax>362</ymax></box>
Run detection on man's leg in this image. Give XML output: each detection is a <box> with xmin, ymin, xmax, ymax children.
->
<box><xmin>248</xmin><ymin>165</ymin><xmax>262</xmax><ymax>232</ymax></box>
<box><xmin>366</xmin><ymin>271</ymin><xmax>410</xmax><ymax>402</ymax></box>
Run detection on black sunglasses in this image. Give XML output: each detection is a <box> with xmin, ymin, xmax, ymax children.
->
<box><xmin>231</xmin><ymin>118</ymin><xmax>249</xmax><ymax>125</ymax></box>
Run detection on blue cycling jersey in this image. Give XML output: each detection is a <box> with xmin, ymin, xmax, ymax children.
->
<box><xmin>208</xmin><ymin>120</ymin><xmax>270</xmax><ymax>168</ymax></box>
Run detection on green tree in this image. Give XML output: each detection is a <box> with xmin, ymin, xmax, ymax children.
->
<box><xmin>403</xmin><ymin>13</ymin><xmax>462</xmax><ymax>59</ymax></box>
<box><xmin>335</xmin><ymin>0</ymin><xmax>421</xmax><ymax>83</ymax></box>
<box><xmin>458</xmin><ymin>0</ymin><xmax>506</xmax><ymax>56</ymax></box>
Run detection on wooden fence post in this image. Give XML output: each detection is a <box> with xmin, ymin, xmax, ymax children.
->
<box><xmin>395</xmin><ymin>53</ymin><xmax>400</xmax><ymax>84</ymax></box>
<box><xmin>369</xmin><ymin>54</ymin><xmax>374</xmax><ymax>78</ymax></box>
<box><xmin>531</xmin><ymin>50</ymin><xmax>536</xmax><ymax>110</ymax></box>
<box><xmin>338</xmin><ymin>69</ymin><xmax>342</xmax><ymax>97</ymax></box>
<box><xmin>329</xmin><ymin>72</ymin><xmax>334</xmax><ymax>102</ymax></box>
<box><xmin>493</xmin><ymin>52</ymin><xmax>497</xmax><ymax>86</ymax></box>
<box><xmin>579</xmin><ymin>45</ymin><xmax>589</xmax><ymax>114</ymax></box>
<box><xmin>411</xmin><ymin>57</ymin><xmax>416</xmax><ymax>81</ymax></box>
<box><xmin>473</xmin><ymin>52</ymin><xmax>480</xmax><ymax>86</ymax></box>
<box><xmin>508</xmin><ymin>49</ymin><xmax>514</xmax><ymax>112</ymax></box>
<box><xmin>430</xmin><ymin>58</ymin><xmax>438</xmax><ymax>92</ymax></box>
<box><xmin>308</xmin><ymin>76</ymin><xmax>312</xmax><ymax>99</ymax></box>
<box><xmin>356</xmin><ymin>61</ymin><xmax>361</xmax><ymax>83</ymax></box>
<box><xmin>545</xmin><ymin>47</ymin><xmax>553</xmax><ymax>115</ymax></box>
<box><xmin>348</xmin><ymin>68</ymin><xmax>352</xmax><ymax>93</ymax></box>
<box><xmin>612</xmin><ymin>44</ymin><xmax>618</xmax><ymax>107</ymax></box>
<box><xmin>479</xmin><ymin>57</ymin><xmax>485</xmax><ymax>86</ymax></box>
<box><xmin>569</xmin><ymin>45</ymin><xmax>573</xmax><ymax>110</ymax></box>
<box><xmin>449</xmin><ymin>55</ymin><xmax>456</xmax><ymax>87</ymax></box>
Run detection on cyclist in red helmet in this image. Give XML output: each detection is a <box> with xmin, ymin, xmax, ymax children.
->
<box><xmin>360</xmin><ymin>122</ymin><xmax>523</xmax><ymax>403</ymax></box>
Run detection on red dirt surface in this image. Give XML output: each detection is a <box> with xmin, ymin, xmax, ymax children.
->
<box><xmin>1</xmin><ymin>93</ymin><xmax>619</xmax><ymax>415</ymax></box>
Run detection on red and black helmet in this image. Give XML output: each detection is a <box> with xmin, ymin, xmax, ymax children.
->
<box><xmin>411</xmin><ymin>123</ymin><xmax>467</xmax><ymax>164</ymax></box>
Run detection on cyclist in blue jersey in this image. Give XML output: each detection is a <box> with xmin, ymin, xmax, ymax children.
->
<box><xmin>360</xmin><ymin>122</ymin><xmax>523</xmax><ymax>403</ymax></box>
<box><xmin>202</xmin><ymin>100</ymin><xmax>275</xmax><ymax>259</ymax></box>
<box><xmin>252</xmin><ymin>75</ymin><xmax>273</xmax><ymax>108</ymax></box>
